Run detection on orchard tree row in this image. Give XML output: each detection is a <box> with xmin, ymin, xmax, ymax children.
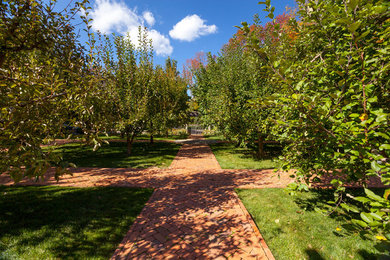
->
<box><xmin>100</xmin><ymin>28</ymin><xmax>188</xmax><ymax>155</ymax></box>
<box><xmin>0</xmin><ymin>0</ymin><xmax>189</xmax><ymax>181</ymax></box>
<box><xmin>188</xmin><ymin>0</ymin><xmax>389</xmax><ymax>237</ymax></box>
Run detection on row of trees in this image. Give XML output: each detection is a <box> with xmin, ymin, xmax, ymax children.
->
<box><xmin>189</xmin><ymin>0</ymin><xmax>389</xmax><ymax>237</ymax></box>
<box><xmin>186</xmin><ymin>15</ymin><xmax>291</xmax><ymax>157</ymax></box>
<box><xmin>1</xmin><ymin>0</ymin><xmax>189</xmax><ymax>180</ymax></box>
<box><xmin>100</xmin><ymin>28</ymin><xmax>188</xmax><ymax>154</ymax></box>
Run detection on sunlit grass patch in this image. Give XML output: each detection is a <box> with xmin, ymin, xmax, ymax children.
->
<box><xmin>237</xmin><ymin>188</ymin><xmax>388</xmax><ymax>260</ymax></box>
<box><xmin>209</xmin><ymin>142</ymin><xmax>281</xmax><ymax>169</ymax></box>
<box><xmin>49</xmin><ymin>141</ymin><xmax>181</xmax><ymax>168</ymax></box>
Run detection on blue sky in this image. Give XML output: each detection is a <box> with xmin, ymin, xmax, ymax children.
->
<box><xmin>61</xmin><ymin>0</ymin><xmax>296</xmax><ymax>71</ymax></box>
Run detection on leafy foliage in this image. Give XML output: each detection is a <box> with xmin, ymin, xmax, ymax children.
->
<box><xmin>100</xmin><ymin>29</ymin><xmax>189</xmax><ymax>154</ymax></box>
<box><xmin>188</xmin><ymin>25</ymin><xmax>288</xmax><ymax>157</ymax></box>
<box><xmin>0</xmin><ymin>1</ymin><xmax>189</xmax><ymax>181</ymax></box>
<box><xmin>239</xmin><ymin>0</ymin><xmax>390</xmax><ymax>238</ymax></box>
<box><xmin>0</xmin><ymin>0</ymin><xmax>115</xmax><ymax>181</ymax></box>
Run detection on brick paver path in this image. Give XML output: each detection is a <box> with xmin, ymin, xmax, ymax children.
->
<box><xmin>1</xmin><ymin>135</ymin><xmax>384</xmax><ymax>259</ymax></box>
<box><xmin>111</xmin><ymin>137</ymin><xmax>276</xmax><ymax>259</ymax></box>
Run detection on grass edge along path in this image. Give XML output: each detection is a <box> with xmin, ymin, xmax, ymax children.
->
<box><xmin>0</xmin><ymin>186</ymin><xmax>153</xmax><ymax>259</ymax></box>
<box><xmin>237</xmin><ymin>188</ymin><xmax>388</xmax><ymax>260</ymax></box>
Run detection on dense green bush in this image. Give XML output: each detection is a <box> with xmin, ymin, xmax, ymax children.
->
<box><xmin>241</xmin><ymin>0</ymin><xmax>390</xmax><ymax>238</ymax></box>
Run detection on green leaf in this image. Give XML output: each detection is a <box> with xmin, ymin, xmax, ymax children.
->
<box><xmin>354</xmin><ymin>196</ymin><xmax>370</xmax><ymax>203</ymax></box>
<box><xmin>379</xmin><ymin>144</ymin><xmax>390</xmax><ymax>150</ymax></box>
<box><xmin>370</xmin><ymin>202</ymin><xmax>383</xmax><ymax>207</ymax></box>
<box><xmin>371</xmin><ymin>161</ymin><xmax>381</xmax><ymax>172</ymax></box>
<box><xmin>374</xmin><ymin>132</ymin><xmax>390</xmax><ymax>139</ymax></box>
<box><xmin>361</xmin><ymin>212</ymin><xmax>373</xmax><ymax>223</ymax></box>
<box><xmin>298</xmin><ymin>183</ymin><xmax>309</xmax><ymax>192</ymax></box>
<box><xmin>341</xmin><ymin>203</ymin><xmax>359</xmax><ymax>213</ymax></box>
<box><xmin>376</xmin><ymin>114</ymin><xmax>387</xmax><ymax>123</ymax></box>
<box><xmin>349</xmin><ymin>113</ymin><xmax>359</xmax><ymax>118</ymax></box>
<box><xmin>369</xmin><ymin>212</ymin><xmax>382</xmax><ymax>221</ymax></box>
<box><xmin>352</xmin><ymin>219</ymin><xmax>368</xmax><ymax>228</ymax></box>
<box><xmin>314</xmin><ymin>207</ymin><xmax>325</xmax><ymax>214</ymax></box>
<box><xmin>365</xmin><ymin>188</ymin><xmax>385</xmax><ymax>202</ymax></box>
<box><xmin>347</xmin><ymin>0</ymin><xmax>359</xmax><ymax>9</ymax></box>
<box><xmin>368</xmin><ymin>221</ymin><xmax>382</xmax><ymax>227</ymax></box>
<box><xmin>349</xmin><ymin>21</ymin><xmax>361</xmax><ymax>33</ymax></box>
<box><xmin>287</xmin><ymin>182</ymin><xmax>298</xmax><ymax>190</ymax></box>
<box><xmin>367</xmin><ymin>96</ymin><xmax>378</xmax><ymax>103</ymax></box>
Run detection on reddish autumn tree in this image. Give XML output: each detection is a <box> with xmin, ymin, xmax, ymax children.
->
<box><xmin>182</xmin><ymin>51</ymin><xmax>207</xmax><ymax>86</ymax></box>
<box><xmin>227</xmin><ymin>12</ymin><xmax>298</xmax><ymax>51</ymax></box>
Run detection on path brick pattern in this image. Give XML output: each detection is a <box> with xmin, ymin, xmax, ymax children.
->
<box><xmin>0</xmin><ymin>135</ymin><xmax>385</xmax><ymax>259</ymax></box>
<box><xmin>112</xmin><ymin>138</ymin><xmax>271</xmax><ymax>259</ymax></box>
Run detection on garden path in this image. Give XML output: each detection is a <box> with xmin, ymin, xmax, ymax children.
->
<box><xmin>1</xmin><ymin>135</ymin><xmax>292</xmax><ymax>259</ymax></box>
<box><xmin>2</xmin><ymin>135</ymin><xmax>383</xmax><ymax>259</ymax></box>
<box><xmin>111</xmin><ymin>135</ymin><xmax>277</xmax><ymax>259</ymax></box>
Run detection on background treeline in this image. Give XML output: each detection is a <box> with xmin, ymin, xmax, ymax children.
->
<box><xmin>0</xmin><ymin>0</ymin><xmax>189</xmax><ymax>180</ymax></box>
<box><xmin>187</xmin><ymin>0</ymin><xmax>389</xmax><ymax>236</ymax></box>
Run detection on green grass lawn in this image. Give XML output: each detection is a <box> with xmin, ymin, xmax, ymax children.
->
<box><xmin>134</xmin><ymin>134</ymin><xmax>188</xmax><ymax>141</ymax></box>
<box><xmin>0</xmin><ymin>186</ymin><xmax>153</xmax><ymax>259</ymax></box>
<box><xmin>99</xmin><ymin>133</ymin><xmax>189</xmax><ymax>141</ymax></box>
<box><xmin>237</xmin><ymin>188</ymin><xmax>389</xmax><ymax>260</ymax></box>
<box><xmin>49</xmin><ymin>141</ymin><xmax>181</xmax><ymax>168</ymax></box>
<box><xmin>209</xmin><ymin>142</ymin><xmax>281</xmax><ymax>169</ymax></box>
<box><xmin>203</xmin><ymin>134</ymin><xmax>225</xmax><ymax>141</ymax></box>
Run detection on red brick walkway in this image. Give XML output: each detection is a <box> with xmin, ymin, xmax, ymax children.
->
<box><xmin>111</xmin><ymin>139</ymin><xmax>278</xmax><ymax>259</ymax></box>
<box><xmin>1</xmin><ymin>135</ymin><xmax>291</xmax><ymax>259</ymax></box>
<box><xmin>3</xmin><ymin>135</ymin><xmax>383</xmax><ymax>259</ymax></box>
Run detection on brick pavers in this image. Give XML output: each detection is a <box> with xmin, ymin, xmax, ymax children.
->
<box><xmin>1</xmin><ymin>135</ymin><xmax>385</xmax><ymax>259</ymax></box>
<box><xmin>111</xmin><ymin>137</ymin><xmax>274</xmax><ymax>259</ymax></box>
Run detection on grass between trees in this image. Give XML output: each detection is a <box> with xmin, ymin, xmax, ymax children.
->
<box><xmin>237</xmin><ymin>188</ymin><xmax>389</xmax><ymax>260</ymax></box>
<box><xmin>0</xmin><ymin>186</ymin><xmax>153</xmax><ymax>259</ymax></box>
<box><xmin>99</xmin><ymin>133</ymin><xmax>189</xmax><ymax>142</ymax></box>
<box><xmin>49</xmin><ymin>142</ymin><xmax>181</xmax><ymax>168</ymax></box>
<box><xmin>202</xmin><ymin>135</ymin><xmax>225</xmax><ymax>141</ymax></box>
<box><xmin>209</xmin><ymin>142</ymin><xmax>281</xmax><ymax>169</ymax></box>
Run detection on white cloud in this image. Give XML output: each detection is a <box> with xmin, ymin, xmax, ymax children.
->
<box><xmin>89</xmin><ymin>0</ymin><xmax>172</xmax><ymax>56</ymax></box>
<box><xmin>148</xmin><ymin>30</ymin><xmax>173</xmax><ymax>56</ymax></box>
<box><xmin>169</xmin><ymin>14</ymin><xmax>217</xmax><ymax>42</ymax></box>
<box><xmin>89</xmin><ymin>0</ymin><xmax>140</xmax><ymax>34</ymax></box>
<box><xmin>143</xmin><ymin>11</ymin><xmax>155</xmax><ymax>26</ymax></box>
<box><xmin>127</xmin><ymin>27</ymin><xmax>172</xmax><ymax>56</ymax></box>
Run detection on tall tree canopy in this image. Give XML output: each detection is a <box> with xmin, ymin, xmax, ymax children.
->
<box><xmin>188</xmin><ymin>13</ymin><xmax>295</xmax><ymax>157</ymax></box>
<box><xmin>241</xmin><ymin>0</ymin><xmax>389</xmax><ymax>236</ymax></box>
<box><xmin>102</xmin><ymin>29</ymin><xmax>189</xmax><ymax>154</ymax></box>
<box><xmin>190</xmin><ymin>0</ymin><xmax>389</xmax><ymax>236</ymax></box>
<box><xmin>0</xmin><ymin>0</ymin><xmax>114</xmax><ymax>180</ymax></box>
<box><xmin>1</xmin><ymin>0</ymin><xmax>189</xmax><ymax>180</ymax></box>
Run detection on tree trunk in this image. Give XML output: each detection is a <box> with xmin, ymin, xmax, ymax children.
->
<box><xmin>257</xmin><ymin>134</ymin><xmax>265</xmax><ymax>159</ymax></box>
<box><xmin>150</xmin><ymin>122</ymin><xmax>154</xmax><ymax>144</ymax></box>
<box><xmin>126</xmin><ymin>131</ymin><xmax>133</xmax><ymax>155</ymax></box>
